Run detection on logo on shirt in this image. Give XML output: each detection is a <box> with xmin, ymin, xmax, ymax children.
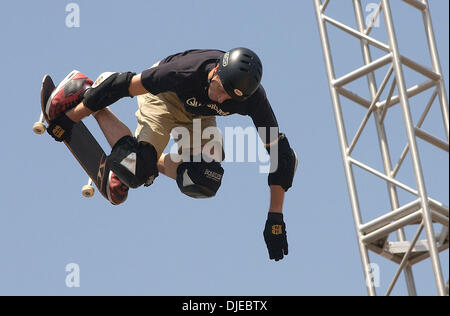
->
<box><xmin>186</xmin><ymin>97</ymin><xmax>201</xmax><ymax>107</ymax></box>
<box><xmin>185</xmin><ymin>97</ymin><xmax>230</xmax><ymax>116</ymax></box>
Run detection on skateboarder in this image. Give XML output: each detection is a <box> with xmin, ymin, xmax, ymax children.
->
<box><xmin>45</xmin><ymin>48</ymin><xmax>297</xmax><ymax>261</ymax></box>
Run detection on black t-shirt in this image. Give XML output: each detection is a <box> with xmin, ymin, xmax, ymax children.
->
<box><xmin>140</xmin><ymin>49</ymin><xmax>279</xmax><ymax>144</ymax></box>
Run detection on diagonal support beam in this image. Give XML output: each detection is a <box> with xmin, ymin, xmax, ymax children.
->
<box><xmin>336</xmin><ymin>87</ymin><xmax>372</xmax><ymax>109</ymax></box>
<box><xmin>347</xmin><ymin>66</ymin><xmax>394</xmax><ymax>155</ymax></box>
<box><xmin>349</xmin><ymin>157</ymin><xmax>418</xmax><ymax>196</ymax></box>
<box><xmin>385</xmin><ymin>222</ymin><xmax>425</xmax><ymax>296</ymax></box>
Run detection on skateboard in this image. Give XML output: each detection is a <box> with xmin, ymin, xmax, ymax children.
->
<box><xmin>33</xmin><ymin>74</ymin><xmax>108</xmax><ymax>199</ymax></box>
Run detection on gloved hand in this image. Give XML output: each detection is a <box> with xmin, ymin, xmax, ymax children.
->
<box><xmin>263</xmin><ymin>212</ymin><xmax>288</xmax><ymax>261</ymax></box>
<box><xmin>47</xmin><ymin>112</ymin><xmax>76</xmax><ymax>142</ymax></box>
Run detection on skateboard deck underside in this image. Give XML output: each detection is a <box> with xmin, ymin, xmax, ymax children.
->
<box><xmin>40</xmin><ymin>75</ymin><xmax>108</xmax><ymax>199</ymax></box>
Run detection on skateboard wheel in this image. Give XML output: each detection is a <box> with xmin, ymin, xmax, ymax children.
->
<box><xmin>33</xmin><ymin>122</ymin><xmax>46</xmax><ymax>135</ymax></box>
<box><xmin>82</xmin><ymin>185</ymin><xmax>95</xmax><ymax>198</ymax></box>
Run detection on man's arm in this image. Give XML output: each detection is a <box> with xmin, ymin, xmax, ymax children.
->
<box><xmin>52</xmin><ymin>59</ymin><xmax>187</xmax><ymax>141</ymax></box>
<box><xmin>128</xmin><ymin>73</ymin><xmax>149</xmax><ymax>97</ymax></box>
<box><xmin>65</xmin><ymin>74</ymin><xmax>147</xmax><ymax>123</ymax></box>
<box><xmin>247</xmin><ymin>88</ymin><xmax>297</xmax><ymax>262</ymax></box>
<box><xmin>262</xmin><ymin>134</ymin><xmax>297</xmax><ymax>261</ymax></box>
<box><xmin>48</xmin><ymin>60</ymin><xmax>188</xmax><ymax>142</ymax></box>
<box><xmin>269</xmin><ymin>185</ymin><xmax>285</xmax><ymax>214</ymax></box>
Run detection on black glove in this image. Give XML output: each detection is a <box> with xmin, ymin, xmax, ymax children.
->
<box><xmin>263</xmin><ymin>212</ymin><xmax>288</xmax><ymax>261</ymax></box>
<box><xmin>46</xmin><ymin>112</ymin><xmax>76</xmax><ymax>142</ymax></box>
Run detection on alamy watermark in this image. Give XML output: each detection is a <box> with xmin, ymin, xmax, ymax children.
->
<box><xmin>169</xmin><ymin>119</ymin><xmax>279</xmax><ymax>173</ymax></box>
<box><xmin>366</xmin><ymin>3</ymin><xmax>381</xmax><ymax>28</ymax></box>
<box><xmin>366</xmin><ymin>263</ymin><xmax>380</xmax><ymax>288</ymax></box>
<box><xmin>65</xmin><ymin>3</ymin><xmax>80</xmax><ymax>28</ymax></box>
<box><xmin>65</xmin><ymin>263</ymin><xmax>80</xmax><ymax>288</ymax></box>
<box><xmin>63</xmin><ymin>3</ymin><xmax>380</xmax><ymax>30</ymax></box>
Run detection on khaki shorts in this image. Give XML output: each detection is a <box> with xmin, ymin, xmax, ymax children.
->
<box><xmin>135</xmin><ymin>90</ymin><xmax>223</xmax><ymax>160</ymax></box>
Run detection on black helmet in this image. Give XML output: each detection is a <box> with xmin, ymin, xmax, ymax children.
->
<box><xmin>217</xmin><ymin>47</ymin><xmax>263</xmax><ymax>102</ymax></box>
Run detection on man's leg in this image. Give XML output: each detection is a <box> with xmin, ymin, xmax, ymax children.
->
<box><xmin>92</xmin><ymin>108</ymin><xmax>132</xmax><ymax>147</ymax></box>
<box><xmin>66</xmin><ymin>101</ymin><xmax>93</xmax><ymax>123</ymax></box>
<box><xmin>85</xmin><ymin>108</ymin><xmax>131</xmax><ymax>205</ymax></box>
<box><xmin>160</xmin><ymin>116</ymin><xmax>225</xmax><ymax>199</ymax></box>
<box><xmin>85</xmin><ymin>87</ymin><xmax>224</xmax><ymax>198</ymax></box>
<box><xmin>157</xmin><ymin>153</ymin><xmax>183</xmax><ymax>180</ymax></box>
<box><xmin>157</xmin><ymin>117</ymin><xmax>224</xmax><ymax>180</ymax></box>
<box><xmin>95</xmin><ymin>107</ymin><xmax>171</xmax><ymax>189</ymax></box>
<box><xmin>92</xmin><ymin>107</ymin><xmax>162</xmax><ymax>205</ymax></box>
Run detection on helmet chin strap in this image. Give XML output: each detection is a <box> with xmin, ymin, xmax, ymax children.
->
<box><xmin>206</xmin><ymin>65</ymin><xmax>219</xmax><ymax>93</ymax></box>
<box><xmin>208</xmin><ymin>66</ymin><xmax>218</xmax><ymax>82</ymax></box>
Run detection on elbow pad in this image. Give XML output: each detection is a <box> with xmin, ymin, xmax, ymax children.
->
<box><xmin>83</xmin><ymin>72</ymin><xmax>135</xmax><ymax>112</ymax></box>
<box><xmin>267</xmin><ymin>134</ymin><xmax>298</xmax><ymax>192</ymax></box>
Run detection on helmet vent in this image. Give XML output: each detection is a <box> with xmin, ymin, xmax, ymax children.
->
<box><xmin>240</xmin><ymin>68</ymin><xmax>250</xmax><ymax>72</ymax></box>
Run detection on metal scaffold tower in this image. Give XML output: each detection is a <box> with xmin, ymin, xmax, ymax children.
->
<box><xmin>314</xmin><ymin>0</ymin><xmax>449</xmax><ymax>295</ymax></box>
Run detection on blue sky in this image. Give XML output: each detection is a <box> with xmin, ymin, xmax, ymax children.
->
<box><xmin>0</xmin><ymin>1</ymin><xmax>448</xmax><ymax>295</ymax></box>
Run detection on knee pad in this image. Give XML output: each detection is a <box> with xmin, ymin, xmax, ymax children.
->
<box><xmin>176</xmin><ymin>157</ymin><xmax>224</xmax><ymax>199</ymax></box>
<box><xmin>106</xmin><ymin>136</ymin><xmax>159</xmax><ymax>189</ymax></box>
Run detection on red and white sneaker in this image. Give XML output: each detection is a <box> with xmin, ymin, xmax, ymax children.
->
<box><xmin>45</xmin><ymin>70</ymin><xmax>93</xmax><ymax>120</ymax></box>
<box><xmin>106</xmin><ymin>171</ymin><xmax>129</xmax><ymax>205</ymax></box>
